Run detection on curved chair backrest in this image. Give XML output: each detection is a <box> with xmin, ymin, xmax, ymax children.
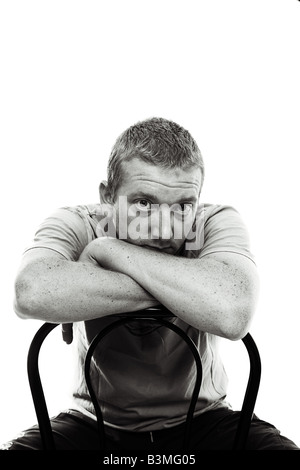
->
<box><xmin>27</xmin><ymin>308</ymin><xmax>261</xmax><ymax>451</ymax></box>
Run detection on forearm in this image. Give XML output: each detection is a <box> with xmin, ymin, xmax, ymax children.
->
<box><xmin>115</xmin><ymin>248</ymin><xmax>230</xmax><ymax>335</ymax></box>
<box><xmin>97</xmin><ymin>239</ymin><xmax>259</xmax><ymax>340</ymax></box>
<box><xmin>14</xmin><ymin>256</ymin><xmax>157</xmax><ymax>323</ymax></box>
<box><xmin>126</xmin><ymin>253</ymin><xmax>235</xmax><ymax>336</ymax></box>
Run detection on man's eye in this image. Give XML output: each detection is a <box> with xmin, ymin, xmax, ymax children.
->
<box><xmin>135</xmin><ymin>200</ymin><xmax>151</xmax><ymax>211</ymax></box>
<box><xmin>175</xmin><ymin>204</ymin><xmax>193</xmax><ymax>215</ymax></box>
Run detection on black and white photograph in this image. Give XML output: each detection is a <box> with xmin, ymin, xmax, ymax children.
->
<box><xmin>0</xmin><ymin>0</ymin><xmax>299</xmax><ymax>459</ymax></box>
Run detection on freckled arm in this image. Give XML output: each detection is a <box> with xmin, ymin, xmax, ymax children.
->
<box><xmin>97</xmin><ymin>238</ymin><xmax>260</xmax><ymax>340</ymax></box>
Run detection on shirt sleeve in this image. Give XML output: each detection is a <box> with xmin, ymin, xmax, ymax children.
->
<box><xmin>184</xmin><ymin>204</ymin><xmax>255</xmax><ymax>263</ymax></box>
<box><xmin>24</xmin><ymin>207</ymin><xmax>91</xmax><ymax>261</ymax></box>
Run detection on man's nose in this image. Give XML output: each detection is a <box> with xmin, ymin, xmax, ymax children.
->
<box><xmin>150</xmin><ymin>205</ymin><xmax>174</xmax><ymax>239</ymax></box>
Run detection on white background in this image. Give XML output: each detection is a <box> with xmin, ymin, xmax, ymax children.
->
<box><xmin>0</xmin><ymin>0</ymin><xmax>299</xmax><ymax>448</ymax></box>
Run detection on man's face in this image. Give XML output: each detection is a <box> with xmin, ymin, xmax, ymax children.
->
<box><xmin>111</xmin><ymin>158</ymin><xmax>202</xmax><ymax>254</ymax></box>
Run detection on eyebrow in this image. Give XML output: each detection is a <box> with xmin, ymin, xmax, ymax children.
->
<box><xmin>128</xmin><ymin>191</ymin><xmax>198</xmax><ymax>204</ymax></box>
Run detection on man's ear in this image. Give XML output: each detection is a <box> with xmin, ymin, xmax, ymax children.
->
<box><xmin>99</xmin><ymin>181</ymin><xmax>112</xmax><ymax>204</ymax></box>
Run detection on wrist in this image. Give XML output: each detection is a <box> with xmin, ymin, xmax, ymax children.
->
<box><xmin>87</xmin><ymin>237</ymin><xmax>128</xmax><ymax>272</ymax></box>
<box><xmin>98</xmin><ymin>238</ymin><xmax>146</xmax><ymax>278</ymax></box>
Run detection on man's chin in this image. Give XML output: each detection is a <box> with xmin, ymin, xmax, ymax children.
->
<box><xmin>119</xmin><ymin>238</ymin><xmax>184</xmax><ymax>255</ymax></box>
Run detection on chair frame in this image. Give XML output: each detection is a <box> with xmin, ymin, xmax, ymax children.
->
<box><xmin>27</xmin><ymin>308</ymin><xmax>261</xmax><ymax>451</ymax></box>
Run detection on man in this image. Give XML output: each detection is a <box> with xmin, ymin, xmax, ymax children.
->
<box><xmin>2</xmin><ymin>117</ymin><xmax>298</xmax><ymax>450</ymax></box>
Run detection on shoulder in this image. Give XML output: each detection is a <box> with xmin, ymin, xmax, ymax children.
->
<box><xmin>43</xmin><ymin>203</ymin><xmax>105</xmax><ymax>234</ymax></box>
<box><xmin>55</xmin><ymin>203</ymin><xmax>102</xmax><ymax>221</ymax></box>
<box><xmin>184</xmin><ymin>203</ymin><xmax>255</xmax><ymax>262</ymax></box>
<box><xmin>194</xmin><ymin>202</ymin><xmax>250</xmax><ymax>235</ymax></box>
<box><xmin>24</xmin><ymin>203</ymin><xmax>105</xmax><ymax>260</ymax></box>
<box><xmin>199</xmin><ymin>203</ymin><xmax>244</xmax><ymax>221</ymax></box>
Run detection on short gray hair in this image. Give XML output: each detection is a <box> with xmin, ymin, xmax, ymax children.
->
<box><xmin>106</xmin><ymin>117</ymin><xmax>205</xmax><ymax>200</ymax></box>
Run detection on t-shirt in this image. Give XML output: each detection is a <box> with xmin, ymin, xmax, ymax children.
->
<box><xmin>25</xmin><ymin>203</ymin><xmax>255</xmax><ymax>432</ymax></box>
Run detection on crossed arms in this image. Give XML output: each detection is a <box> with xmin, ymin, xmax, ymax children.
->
<box><xmin>14</xmin><ymin>237</ymin><xmax>259</xmax><ymax>340</ymax></box>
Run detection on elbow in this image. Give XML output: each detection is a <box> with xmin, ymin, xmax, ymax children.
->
<box><xmin>220</xmin><ymin>281</ymin><xmax>259</xmax><ymax>341</ymax></box>
<box><xmin>221</xmin><ymin>323</ymin><xmax>249</xmax><ymax>342</ymax></box>
<box><xmin>13</xmin><ymin>275</ymin><xmax>41</xmax><ymax>320</ymax></box>
<box><xmin>219</xmin><ymin>302</ymin><xmax>256</xmax><ymax>342</ymax></box>
<box><xmin>14</xmin><ymin>296</ymin><xmax>33</xmax><ymax>320</ymax></box>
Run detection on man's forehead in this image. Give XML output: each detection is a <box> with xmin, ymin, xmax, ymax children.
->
<box><xmin>126</xmin><ymin>180</ymin><xmax>200</xmax><ymax>197</ymax></box>
<box><xmin>120</xmin><ymin>158</ymin><xmax>202</xmax><ymax>189</ymax></box>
